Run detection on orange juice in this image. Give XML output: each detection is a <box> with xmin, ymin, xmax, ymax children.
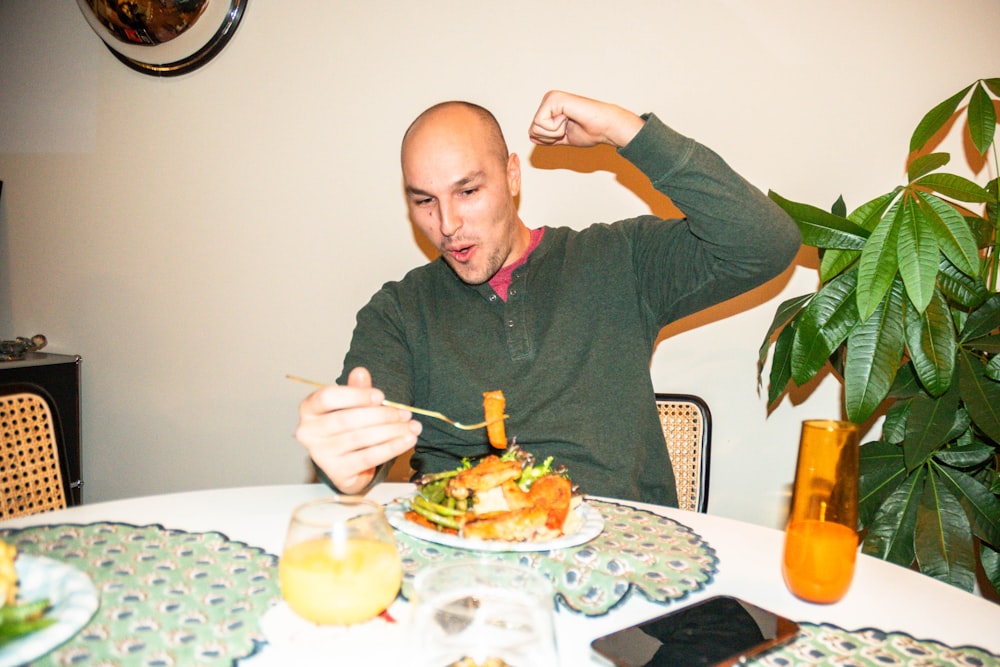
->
<box><xmin>782</xmin><ymin>519</ymin><xmax>857</xmax><ymax>603</ymax></box>
<box><xmin>279</xmin><ymin>536</ymin><xmax>402</xmax><ymax>625</ymax></box>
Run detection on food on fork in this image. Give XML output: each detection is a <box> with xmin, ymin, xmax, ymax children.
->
<box><xmin>404</xmin><ymin>446</ymin><xmax>581</xmax><ymax>542</ymax></box>
<box><xmin>482</xmin><ymin>390</ymin><xmax>507</xmax><ymax>449</ymax></box>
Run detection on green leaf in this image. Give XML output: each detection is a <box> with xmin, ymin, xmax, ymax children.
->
<box><xmin>967</xmin><ymin>82</ymin><xmax>997</xmax><ymax>156</ymax></box>
<box><xmin>902</xmin><ymin>382</ymin><xmax>959</xmax><ymax>470</ymax></box>
<box><xmin>941</xmin><ymin>405</ymin><xmax>973</xmax><ymax>445</ymax></box>
<box><xmin>987</xmin><ymin>354</ymin><xmax>1000</xmax><ymax>381</ymax></box>
<box><xmin>968</xmin><ymin>212</ymin><xmax>996</xmax><ymax>251</ymax></box>
<box><xmin>819</xmin><ymin>192</ymin><xmax>900</xmax><ymax>283</ymax></box>
<box><xmin>934</xmin><ymin>442</ymin><xmax>993</xmax><ymax>468</ymax></box>
<box><xmin>819</xmin><ymin>249</ymin><xmax>859</xmax><ymax>283</ymax></box>
<box><xmin>790</xmin><ymin>270</ymin><xmax>860</xmax><ymax>386</ymax></box>
<box><xmin>863</xmin><ymin>466</ymin><xmax>923</xmax><ymax>565</ymax></box>
<box><xmin>960</xmin><ymin>293</ymin><xmax>1000</xmax><ymax>342</ymax></box>
<box><xmin>896</xmin><ymin>196</ymin><xmax>939</xmax><ymax>313</ymax></box>
<box><xmin>768</xmin><ymin>191</ymin><xmax>870</xmax><ymax>250</ymax></box>
<box><xmin>981</xmin><ymin>544</ymin><xmax>1000</xmax><ymax>598</ymax></box>
<box><xmin>903</xmin><ymin>289</ymin><xmax>955</xmax><ymax>396</ymax></box>
<box><xmin>914</xmin><ymin>469</ymin><xmax>976</xmax><ymax>591</ymax></box>
<box><xmin>910</xmin><ymin>84</ymin><xmax>973</xmax><ymax>154</ymax></box>
<box><xmin>845</xmin><ymin>278</ymin><xmax>906</xmax><ymax>423</ymax></box>
<box><xmin>907</xmin><ymin>152</ymin><xmax>951</xmax><ymax>182</ymax></box>
<box><xmin>881</xmin><ymin>400</ymin><xmax>909</xmax><ymax>445</ymax></box>
<box><xmin>965</xmin><ymin>334</ymin><xmax>1000</xmax><ymax>353</ymax></box>
<box><xmin>819</xmin><ymin>196</ymin><xmax>902</xmax><ymax>283</ymax></box>
<box><xmin>888</xmin><ymin>362</ymin><xmax>921</xmax><ymax>399</ymax></box>
<box><xmin>984</xmin><ymin>78</ymin><xmax>1000</xmax><ymax>97</ymax></box>
<box><xmin>849</xmin><ymin>191</ymin><xmax>900</xmax><ymax>230</ymax></box>
<box><xmin>857</xmin><ymin>200</ymin><xmax>902</xmax><ymax>321</ymax></box>
<box><xmin>758</xmin><ymin>293</ymin><xmax>813</xmax><ymax>375</ymax></box>
<box><xmin>767</xmin><ymin>323</ymin><xmax>796</xmax><ymax>406</ymax></box>
<box><xmin>935</xmin><ymin>256</ymin><xmax>989</xmax><ymax>309</ymax></box>
<box><xmin>958</xmin><ymin>348</ymin><xmax>1000</xmax><ymax>443</ymax></box>
<box><xmin>934</xmin><ymin>464</ymin><xmax>1000</xmax><ymax>547</ymax></box>
<box><xmin>914</xmin><ymin>173</ymin><xmax>994</xmax><ymax>204</ymax></box>
<box><xmin>916</xmin><ymin>191</ymin><xmax>981</xmax><ymax>278</ymax></box>
<box><xmin>859</xmin><ymin>439</ymin><xmax>907</xmax><ymax>528</ymax></box>
<box><xmin>831</xmin><ymin>195</ymin><xmax>847</xmax><ymax>217</ymax></box>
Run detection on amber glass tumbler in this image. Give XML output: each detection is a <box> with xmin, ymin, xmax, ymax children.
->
<box><xmin>782</xmin><ymin>420</ymin><xmax>860</xmax><ymax>604</ymax></box>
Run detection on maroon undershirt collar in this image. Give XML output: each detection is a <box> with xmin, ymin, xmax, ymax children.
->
<box><xmin>488</xmin><ymin>227</ymin><xmax>545</xmax><ymax>301</ymax></box>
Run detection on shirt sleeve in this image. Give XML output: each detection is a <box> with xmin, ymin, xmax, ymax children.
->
<box><xmin>617</xmin><ymin>113</ymin><xmax>801</xmax><ymax>327</ymax></box>
<box><xmin>316</xmin><ymin>283</ymin><xmax>415</xmax><ymax>493</ymax></box>
<box><xmin>337</xmin><ymin>282</ymin><xmax>415</xmax><ymax>404</ymax></box>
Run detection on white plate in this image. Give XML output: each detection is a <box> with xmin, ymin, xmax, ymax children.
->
<box><xmin>385</xmin><ymin>496</ymin><xmax>605</xmax><ymax>552</ymax></box>
<box><xmin>0</xmin><ymin>555</ymin><xmax>99</xmax><ymax>667</ymax></box>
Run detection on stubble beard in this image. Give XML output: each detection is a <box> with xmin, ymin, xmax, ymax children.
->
<box><xmin>446</xmin><ymin>242</ymin><xmax>508</xmax><ymax>285</ymax></box>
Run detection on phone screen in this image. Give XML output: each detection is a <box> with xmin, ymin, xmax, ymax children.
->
<box><xmin>591</xmin><ymin>596</ymin><xmax>799</xmax><ymax>667</ymax></box>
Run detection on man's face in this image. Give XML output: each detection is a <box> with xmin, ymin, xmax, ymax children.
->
<box><xmin>402</xmin><ymin>107</ymin><xmax>524</xmax><ymax>285</ymax></box>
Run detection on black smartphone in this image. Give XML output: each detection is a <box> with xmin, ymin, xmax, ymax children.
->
<box><xmin>591</xmin><ymin>595</ymin><xmax>799</xmax><ymax>667</ymax></box>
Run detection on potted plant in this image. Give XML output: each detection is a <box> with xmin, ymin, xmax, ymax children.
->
<box><xmin>759</xmin><ymin>78</ymin><xmax>1000</xmax><ymax>598</ymax></box>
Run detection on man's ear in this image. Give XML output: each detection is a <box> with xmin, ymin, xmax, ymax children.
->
<box><xmin>507</xmin><ymin>152</ymin><xmax>522</xmax><ymax>197</ymax></box>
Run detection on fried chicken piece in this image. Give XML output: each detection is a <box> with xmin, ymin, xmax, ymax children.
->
<box><xmin>462</xmin><ymin>474</ymin><xmax>573</xmax><ymax>541</ymax></box>
<box><xmin>529</xmin><ymin>475</ymin><xmax>572</xmax><ymax>531</ymax></box>
<box><xmin>446</xmin><ymin>455</ymin><xmax>522</xmax><ymax>500</ymax></box>
<box><xmin>462</xmin><ymin>506</ymin><xmax>550</xmax><ymax>542</ymax></box>
<box><xmin>500</xmin><ymin>479</ymin><xmax>532</xmax><ymax>510</ymax></box>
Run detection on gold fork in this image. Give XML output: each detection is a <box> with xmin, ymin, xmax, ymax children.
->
<box><xmin>285</xmin><ymin>375</ymin><xmax>508</xmax><ymax>430</ymax></box>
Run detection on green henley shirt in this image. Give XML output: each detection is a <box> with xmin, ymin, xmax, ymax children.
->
<box><xmin>335</xmin><ymin>113</ymin><xmax>800</xmax><ymax>507</ymax></box>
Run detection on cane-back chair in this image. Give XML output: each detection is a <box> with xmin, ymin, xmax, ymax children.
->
<box><xmin>655</xmin><ymin>393</ymin><xmax>712</xmax><ymax>513</ymax></box>
<box><xmin>1</xmin><ymin>391</ymin><xmax>67</xmax><ymax>518</ymax></box>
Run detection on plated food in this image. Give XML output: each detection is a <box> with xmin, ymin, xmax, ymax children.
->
<box><xmin>0</xmin><ymin>541</ymin><xmax>54</xmax><ymax>648</ymax></box>
<box><xmin>0</xmin><ymin>548</ymin><xmax>99</xmax><ymax>667</ymax></box>
<box><xmin>390</xmin><ymin>447</ymin><xmax>602</xmax><ymax>549</ymax></box>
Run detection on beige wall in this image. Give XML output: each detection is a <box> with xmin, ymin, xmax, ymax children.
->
<box><xmin>2</xmin><ymin>0</ymin><xmax>997</xmax><ymax>527</ymax></box>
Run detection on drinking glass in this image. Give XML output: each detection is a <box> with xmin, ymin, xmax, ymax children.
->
<box><xmin>782</xmin><ymin>419</ymin><xmax>860</xmax><ymax>604</ymax></box>
<box><xmin>279</xmin><ymin>496</ymin><xmax>402</xmax><ymax>625</ymax></box>
<box><xmin>409</xmin><ymin>560</ymin><xmax>559</xmax><ymax>667</ymax></box>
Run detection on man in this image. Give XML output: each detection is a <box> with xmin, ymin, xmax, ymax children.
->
<box><xmin>295</xmin><ymin>91</ymin><xmax>800</xmax><ymax>506</ymax></box>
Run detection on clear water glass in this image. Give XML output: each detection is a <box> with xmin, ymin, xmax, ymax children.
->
<box><xmin>409</xmin><ymin>559</ymin><xmax>559</xmax><ymax>667</ymax></box>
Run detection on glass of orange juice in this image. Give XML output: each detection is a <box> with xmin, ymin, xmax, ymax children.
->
<box><xmin>782</xmin><ymin>419</ymin><xmax>860</xmax><ymax>604</ymax></box>
<box><xmin>279</xmin><ymin>496</ymin><xmax>402</xmax><ymax>625</ymax></box>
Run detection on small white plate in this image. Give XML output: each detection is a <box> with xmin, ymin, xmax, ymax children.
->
<box><xmin>385</xmin><ymin>496</ymin><xmax>605</xmax><ymax>552</ymax></box>
<box><xmin>0</xmin><ymin>555</ymin><xmax>99</xmax><ymax>667</ymax></box>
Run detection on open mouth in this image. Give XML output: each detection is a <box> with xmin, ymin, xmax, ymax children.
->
<box><xmin>447</xmin><ymin>245</ymin><xmax>475</xmax><ymax>262</ymax></box>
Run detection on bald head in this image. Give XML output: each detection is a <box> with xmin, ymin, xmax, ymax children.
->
<box><xmin>401</xmin><ymin>101</ymin><xmax>509</xmax><ymax>170</ymax></box>
<box><xmin>398</xmin><ymin>100</ymin><xmax>528</xmax><ymax>286</ymax></box>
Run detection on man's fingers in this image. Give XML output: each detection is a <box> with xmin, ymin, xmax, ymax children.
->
<box><xmin>529</xmin><ymin>117</ymin><xmax>568</xmax><ymax>145</ymax></box>
<box><xmin>300</xmin><ymin>383</ymin><xmax>384</xmax><ymax>418</ymax></box>
<box><xmin>297</xmin><ymin>402</ymin><xmax>414</xmax><ymax>445</ymax></box>
<box><xmin>307</xmin><ymin>422</ymin><xmax>418</xmax><ymax>490</ymax></box>
<box><xmin>346</xmin><ymin>366</ymin><xmax>373</xmax><ymax>388</ymax></box>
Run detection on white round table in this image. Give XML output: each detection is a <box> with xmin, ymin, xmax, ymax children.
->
<box><xmin>3</xmin><ymin>483</ymin><xmax>998</xmax><ymax>666</ymax></box>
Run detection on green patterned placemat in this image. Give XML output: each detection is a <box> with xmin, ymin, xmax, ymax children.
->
<box><xmin>754</xmin><ymin>623</ymin><xmax>1000</xmax><ymax>666</ymax></box>
<box><xmin>394</xmin><ymin>499</ymin><xmax>719</xmax><ymax>616</ymax></box>
<box><xmin>0</xmin><ymin>522</ymin><xmax>281</xmax><ymax>666</ymax></box>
